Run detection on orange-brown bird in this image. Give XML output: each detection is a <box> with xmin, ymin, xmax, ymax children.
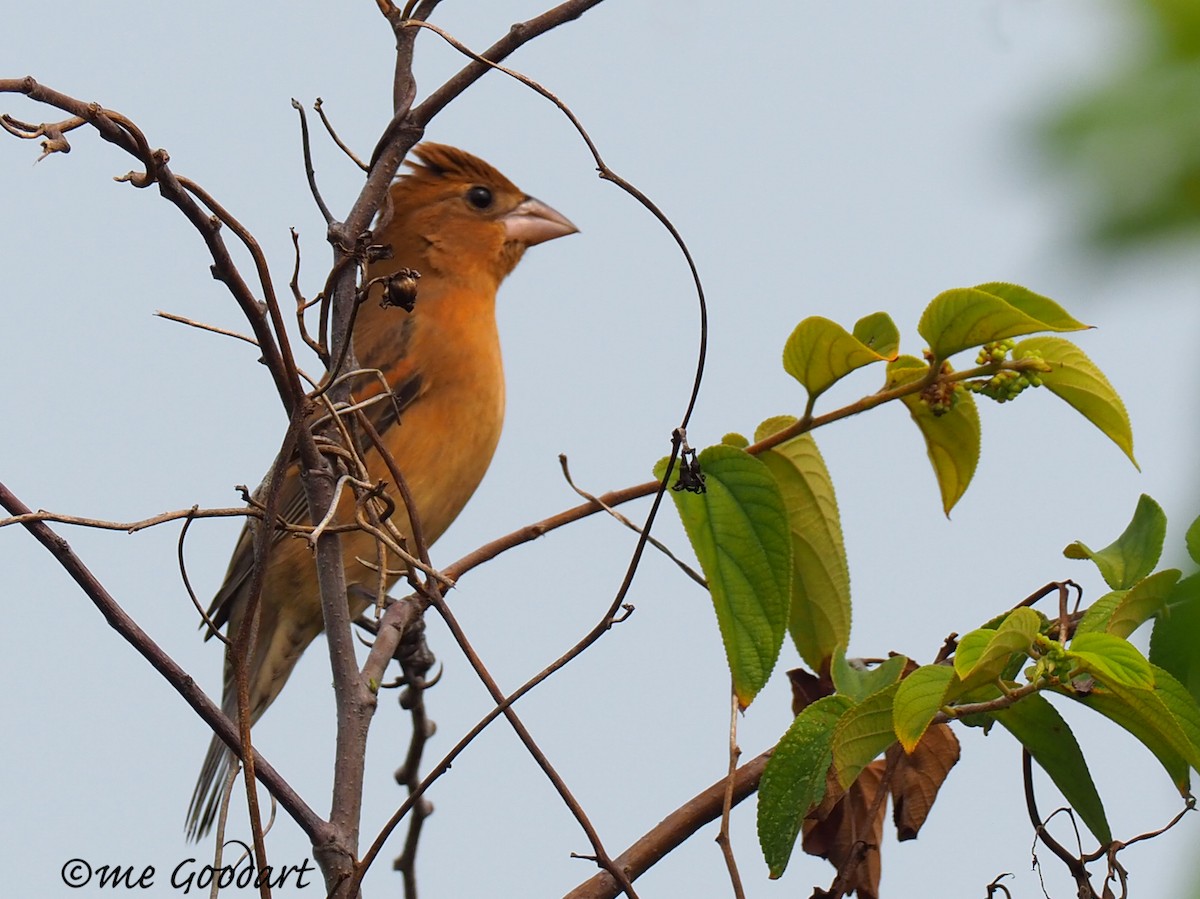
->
<box><xmin>186</xmin><ymin>143</ymin><xmax>577</xmax><ymax>838</ymax></box>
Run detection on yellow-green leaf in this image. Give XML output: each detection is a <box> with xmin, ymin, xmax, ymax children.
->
<box><xmin>1063</xmin><ymin>494</ymin><xmax>1165</xmax><ymax>589</ymax></box>
<box><xmin>918</xmin><ymin>284</ymin><xmax>1088</xmax><ymax>360</ymax></box>
<box><xmin>1075</xmin><ymin>590</ymin><xmax>1127</xmax><ymax>638</ymax></box>
<box><xmin>832</xmin><ymin>684</ymin><xmax>899</xmax><ymax>788</ymax></box>
<box><xmin>1068</xmin><ymin>632</ymin><xmax>1155</xmax><ymax>689</ymax></box>
<box><xmin>894</xmin><ymin>664</ymin><xmax>956</xmax><ymax>752</ymax></box>
<box><xmin>1106</xmin><ymin>569</ymin><xmax>1180</xmax><ymax>639</ymax></box>
<box><xmin>783</xmin><ymin>316</ymin><xmax>892</xmax><ymax>400</ymax></box>
<box><xmin>656</xmin><ymin>446</ymin><xmax>792</xmax><ymax>709</ymax></box>
<box><xmin>852</xmin><ymin>311</ymin><xmax>901</xmax><ymax>358</ymax></box>
<box><xmin>888</xmin><ymin>355</ymin><xmax>981</xmax><ymax>515</ymax></box>
<box><xmin>1013</xmin><ymin>336</ymin><xmax>1136</xmax><ymax>468</ymax></box>
<box><xmin>755</xmin><ymin>416</ymin><xmax>851</xmax><ymax>670</ymax></box>
<box><xmin>954</xmin><ymin>608</ymin><xmax>1041</xmax><ymax>688</ymax></box>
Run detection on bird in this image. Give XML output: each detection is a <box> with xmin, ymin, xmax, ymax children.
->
<box><xmin>186</xmin><ymin>143</ymin><xmax>577</xmax><ymax>839</ymax></box>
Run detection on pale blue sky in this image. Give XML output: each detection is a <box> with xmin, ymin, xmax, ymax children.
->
<box><xmin>3</xmin><ymin>2</ymin><xmax>1198</xmax><ymax>896</ymax></box>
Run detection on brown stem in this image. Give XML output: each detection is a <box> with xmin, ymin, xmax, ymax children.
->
<box><xmin>564</xmin><ymin>751</ymin><xmax>771</xmax><ymax>899</ymax></box>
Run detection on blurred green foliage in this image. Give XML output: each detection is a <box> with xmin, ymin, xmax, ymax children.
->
<box><xmin>1042</xmin><ymin>0</ymin><xmax>1200</xmax><ymax>247</ymax></box>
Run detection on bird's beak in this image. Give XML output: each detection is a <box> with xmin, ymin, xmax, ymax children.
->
<box><xmin>503</xmin><ymin>196</ymin><xmax>579</xmax><ymax>246</ymax></box>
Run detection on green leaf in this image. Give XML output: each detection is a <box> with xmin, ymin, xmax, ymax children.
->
<box><xmin>1187</xmin><ymin>514</ymin><xmax>1200</xmax><ymax>566</ymax></box>
<box><xmin>888</xmin><ymin>355</ymin><xmax>981</xmax><ymax>515</ymax></box>
<box><xmin>783</xmin><ymin>316</ymin><xmax>892</xmax><ymax>399</ymax></box>
<box><xmin>832</xmin><ymin>684</ymin><xmax>899</xmax><ymax>788</ymax></box>
<box><xmin>722</xmin><ymin>432</ymin><xmax>749</xmax><ymax>448</ymax></box>
<box><xmin>1063</xmin><ymin>665</ymin><xmax>1200</xmax><ymax>792</ymax></box>
<box><xmin>830</xmin><ymin>650</ymin><xmax>907</xmax><ymax>703</ymax></box>
<box><xmin>1075</xmin><ymin>590</ymin><xmax>1127</xmax><ymax>638</ymax></box>
<box><xmin>954</xmin><ymin>608</ymin><xmax>1041</xmax><ymax>687</ymax></box>
<box><xmin>1063</xmin><ymin>494</ymin><xmax>1166</xmax><ymax>589</ymax></box>
<box><xmin>1068</xmin><ymin>632</ymin><xmax>1155</xmax><ymax>689</ymax></box>
<box><xmin>991</xmin><ymin>694</ymin><xmax>1112</xmax><ymax>844</ymax></box>
<box><xmin>894</xmin><ymin>664</ymin><xmax>956</xmax><ymax>752</ymax></box>
<box><xmin>953</xmin><ymin>628</ymin><xmax>996</xmax><ymax>681</ymax></box>
<box><xmin>1013</xmin><ymin>336</ymin><xmax>1137</xmax><ymax>468</ymax></box>
<box><xmin>1107</xmin><ymin>569</ymin><xmax>1181</xmax><ymax>639</ymax></box>
<box><xmin>918</xmin><ymin>284</ymin><xmax>1088</xmax><ymax>360</ymax></box>
<box><xmin>755</xmin><ymin>417</ymin><xmax>852</xmax><ymax>670</ymax></box>
<box><xmin>656</xmin><ymin>446</ymin><xmax>792</xmax><ymax>708</ymax></box>
<box><xmin>851</xmin><ymin>311</ymin><xmax>901</xmax><ymax>358</ymax></box>
<box><xmin>758</xmin><ymin>695</ymin><xmax>854</xmax><ymax>878</ymax></box>
<box><xmin>1149</xmin><ymin>572</ymin><xmax>1200</xmax><ymax>705</ymax></box>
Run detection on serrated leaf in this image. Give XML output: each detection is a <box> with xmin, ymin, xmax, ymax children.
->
<box><xmin>972</xmin><ymin>282</ymin><xmax>1090</xmax><ymax>330</ymax></box>
<box><xmin>954</xmin><ymin>608</ymin><xmax>1041</xmax><ymax>687</ymax></box>
<box><xmin>887</xmin><ymin>355</ymin><xmax>980</xmax><ymax>515</ymax></box>
<box><xmin>991</xmin><ymin>694</ymin><xmax>1111</xmax><ymax>844</ymax></box>
<box><xmin>918</xmin><ymin>284</ymin><xmax>1088</xmax><ymax>360</ymax></box>
<box><xmin>656</xmin><ymin>446</ymin><xmax>791</xmax><ymax>708</ymax></box>
<box><xmin>833</xmin><ymin>684</ymin><xmax>899</xmax><ymax>788</ymax></box>
<box><xmin>1075</xmin><ymin>590</ymin><xmax>1127</xmax><ymax>638</ymax></box>
<box><xmin>1107</xmin><ymin>569</ymin><xmax>1180</xmax><ymax>639</ymax></box>
<box><xmin>830</xmin><ymin>651</ymin><xmax>907</xmax><ymax>703</ymax></box>
<box><xmin>953</xmin><ymin>628</ymin><xmax>996</xmax><ymax>681</ymax></box>
<box><xmin>1063</xmin><ymin>494</ymin><xmax>1166</xmax><ymax>589</ymax></box>
<box><xmin>759</xmin><ymin>694</ymin><xmax>854</xmax><ymax>878</ymax></box>
<box><xmin>1013</xmin><ymin>336</ymin><xmax>1136</xmax><ymax>468</ymax></box>
<box><xmin>722</xmin><ymin>432</ymin><xmax>749</xmax><ymax>448</ymax></box>
<box><xmin>852</xmin><ymin>311</ymin><xmax>900</xmax><ymax>358</ymax></box>
<box><xmin>1063</xmin><ymin>665</ymin><xmax>1200</xmax><ymax>792</ymax></box>
<box><xmin>1187</xmin><ymin>514</ymin><xmax>1200</xmax><ymax>566</ymax></box>
<box><xmin>1077</xmin><ymin>572</ymin><xmax>1179</xmax><ymax>640</ymax></box>
<box><xmin>755</xmin><ymin>418</ymin><xmax>852</xmax><ymax>670</ymax></box>
<box><xmin>1068</xmin><ymin>632</ymin><xmax>1155</xmax><ymax>689</ymax></box>
<box><xmin>894</xmin><ymin>664</ymin><xmax>956</xmax><ymax>752</ymax></box>
<box><xmin>783</xmin><ymin>316</ymin><xmax>892</xmax><ymax>399</ymax></box>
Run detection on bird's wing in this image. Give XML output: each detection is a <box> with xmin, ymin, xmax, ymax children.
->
<box><xmin>203</xmin><ymin>353</ymin><xmax>426</xmax><ymax>636</ymax></box>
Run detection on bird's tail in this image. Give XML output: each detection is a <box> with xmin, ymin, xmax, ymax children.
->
<box><xmin>186</xmin><ymin>693</ymin><xmax>239</xmax><ymax>840</ymax></box>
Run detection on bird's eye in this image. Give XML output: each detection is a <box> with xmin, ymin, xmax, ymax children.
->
<box><xmin>465</xmin><ymin>186</ymin><xmax>493</xmax><ymax>209</ymax></box>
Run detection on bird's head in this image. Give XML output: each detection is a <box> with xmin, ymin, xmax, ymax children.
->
<box><xmin>378</xmin><ymin>142</ymin><xmax>578</xmax><ymax>289</ymax></box>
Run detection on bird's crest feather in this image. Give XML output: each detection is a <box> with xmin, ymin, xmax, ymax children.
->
<box><xmin>404</xmin><ymin>142</ymin><xmax>520</xmax><ymax>194</ymax></box>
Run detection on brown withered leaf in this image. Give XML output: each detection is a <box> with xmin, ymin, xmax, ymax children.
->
<box><xmin>887</xmin><ymin>723</ymin><xmax>961</xmax><ymax>841</ymax></box>
<box><xmin>788</xmin><ymin>667</ymin><xmax>835</xmax><ymax>716</ymax></box>
<box><xmin>802</xmin><ymin>760</ymin><xmax>887</xmax><ymax>899</ymax></box>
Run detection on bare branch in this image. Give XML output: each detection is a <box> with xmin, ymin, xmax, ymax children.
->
<box><xmin>0</xmin><ymin>479</ymin><xmax>327</xmax><ymax>842</ymax></box>
<box><xmin>155</xmin><ymin>310</ymin><xmax>260</xmax><ymax>347</ymax></box>
<box><xmin>565</xmin><ymin>752</ymin><xmax>771</xmax><ymax>899</ymax></box>
<box><xmin>560</xmin><ymin>454</ymin><xmax>705</xmax><ymax>587</ymax></box>
<box><xmin>291</xmin><ymin>99</ymin><xmax>334</xmax><ymax>224</ymax></box>
<box><xmin>314</xmin><ymin>98</ymin><xmax>368</xmax><ymax>172</ymax></box>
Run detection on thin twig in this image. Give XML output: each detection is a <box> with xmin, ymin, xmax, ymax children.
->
<box><xmin>291</xmin><ymin>99</ymin><xmax>334</xmax><ymax>224</ymax></box>
<box><xmin>716</xmin><ymin>684</ymin><xmax>746</xmax><ymax>899</ymax></box>
<box><xmin>313</xmin><ymin>98</ymin><xmax>369</xmax><ymax>172</ymax></box>
<box><xmin>560</xmin><ymin>454</ymin><xmax>706</xmax><ymax>587</ymax></box>
<box><xmin>176</xmin><ymin>508</ymin><xmax>230</xmax><ymax>645</ymax></box>
<box><xmin>0</xmin><ymin>505</ymin><xmax>260</xmax><ymax>533</ymax></box>
<box><xmin>291</xmin><ymin>228</ymin><xmax>330</xmax><ymax>366</ymax></box>
<box><xmin>155</xmin><ymin>310</ymin><xmax>260</xmax><ymax>347</ymax></box>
